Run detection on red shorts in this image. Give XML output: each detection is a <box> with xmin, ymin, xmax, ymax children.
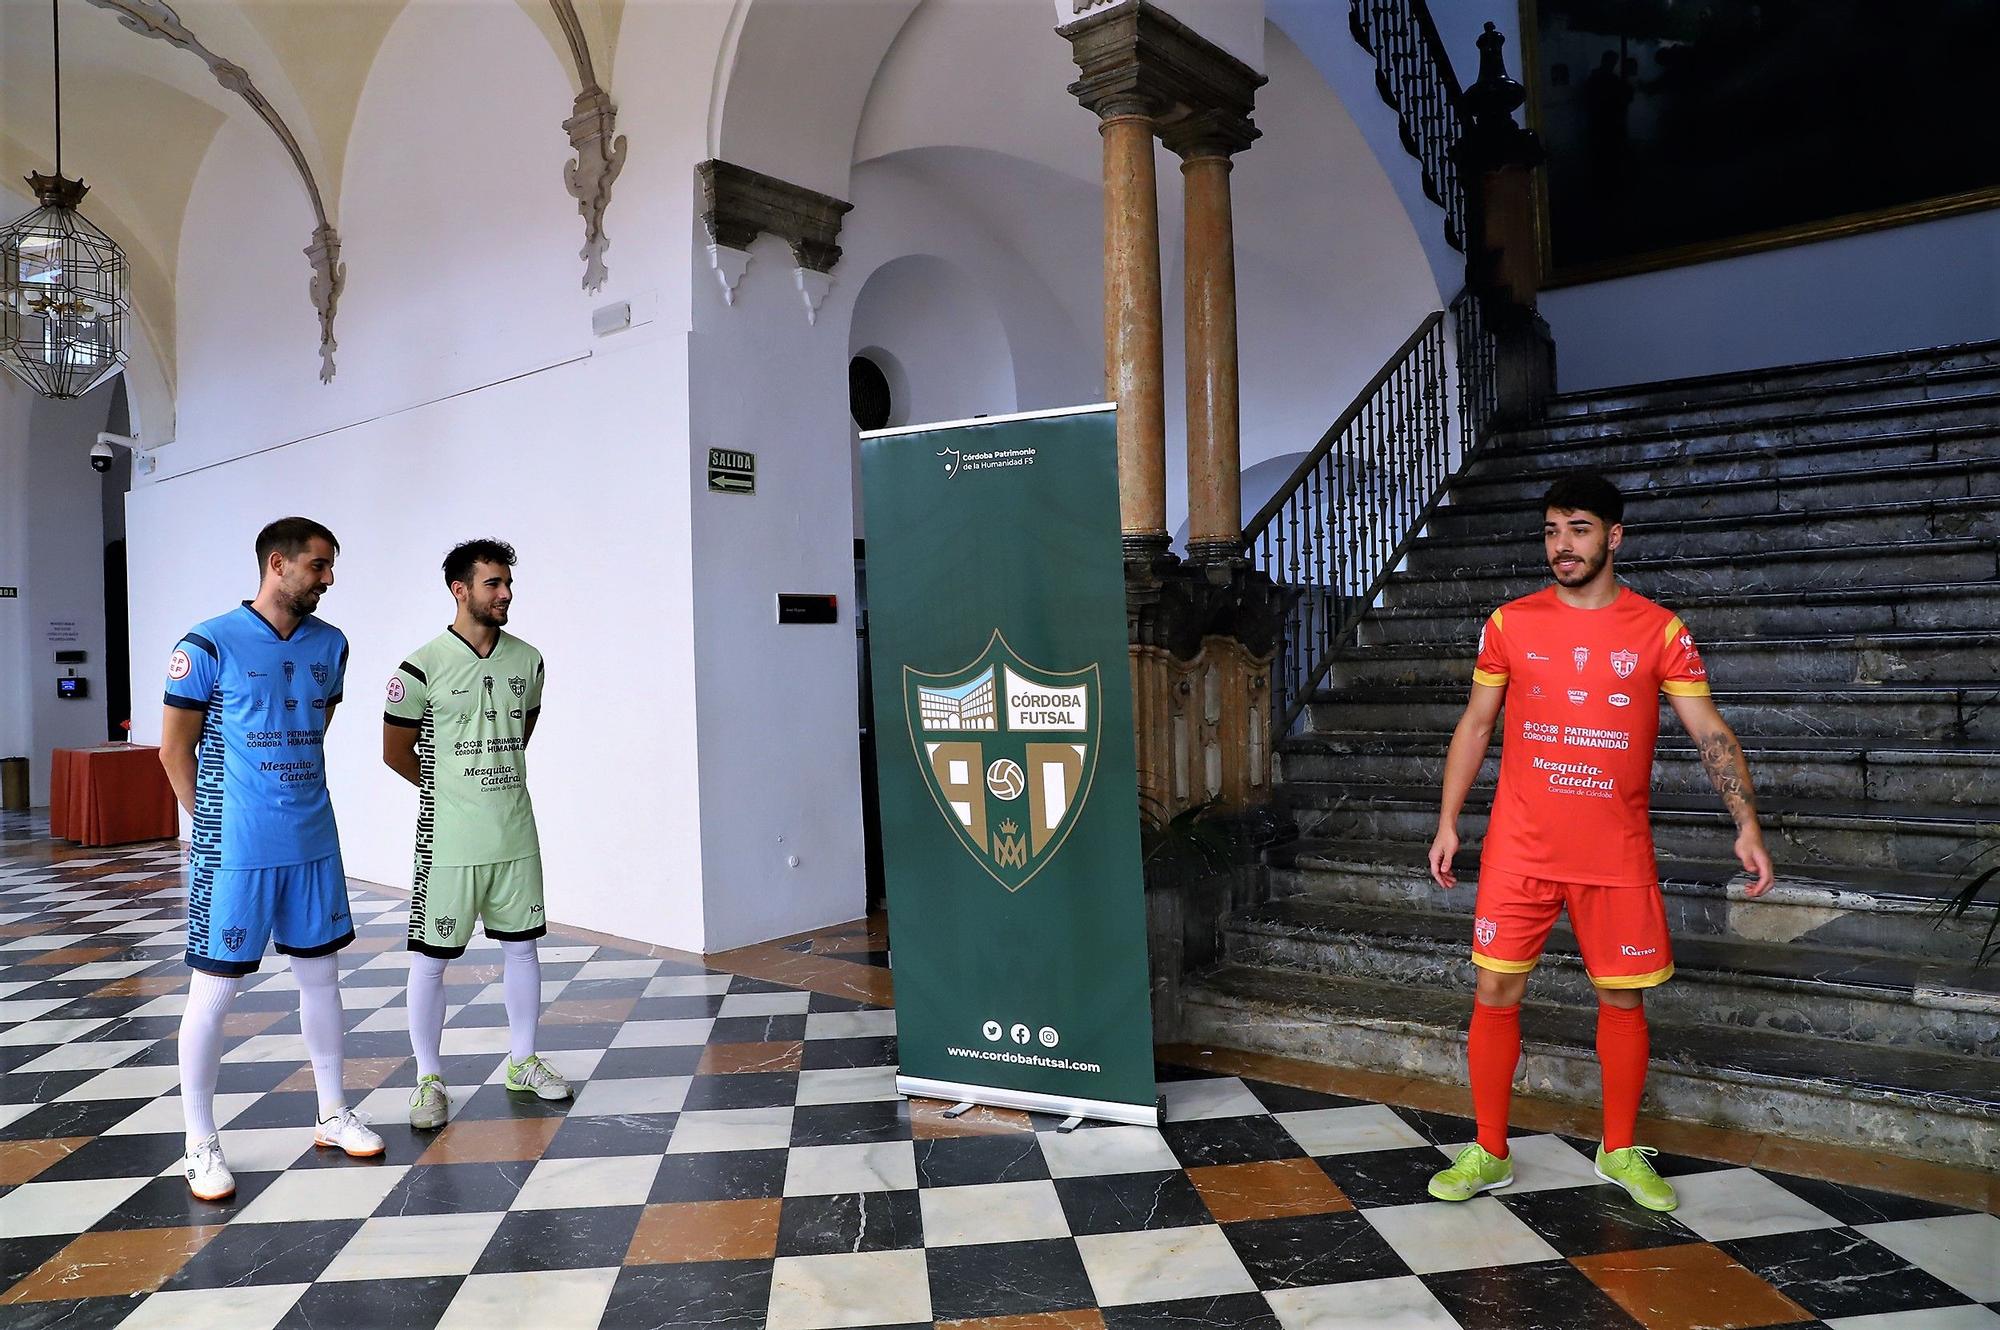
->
<box><xmin>1471</xmin><ymin>866</ymin><xmax>1674</xmax><ymax>989</ymax></box>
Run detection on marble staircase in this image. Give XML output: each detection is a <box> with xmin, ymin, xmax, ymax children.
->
<box><xmin>1186</xmin><ymin>341</ymin><xmax>2000</xmax><ymax>1171</ymax></box>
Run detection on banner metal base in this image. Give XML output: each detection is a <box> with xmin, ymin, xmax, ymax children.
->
<box><xmin>897</xmin><ymin>1074</ymin><xmax>1160</xmax><ymax>1128</ymax></box>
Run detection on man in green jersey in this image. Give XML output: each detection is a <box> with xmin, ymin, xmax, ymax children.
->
<box><xmin>384</xmin><ymin>539</ymin><xmax>571</xmax><ymax>1128</ymax></box>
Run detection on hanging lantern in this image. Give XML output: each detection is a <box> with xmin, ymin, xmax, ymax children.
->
<box><xmin>0</xmin><ymin>0</ymin><xmax>131</xmax><ymax>400</ymax></box>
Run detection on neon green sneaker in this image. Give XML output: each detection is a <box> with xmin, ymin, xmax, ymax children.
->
<box><xmin>1596</xmin><ymin>1145</ymin><xmax>1678</xmax><ymax>1211</ymax></box>
<box><xmin>408</xmin><ymin>1074</ymin><xmax>449</xmax><ymax>1130</ymax></box>
<box><xmin>504</xmin><ymin>1054</ymin><xmax>572</xmax><ymax>1101</ymax></box>
<box><xmin>1428</xmin><ymin>1143</ymin><xmax>1513</xmax><ymax>1201</ymax></box>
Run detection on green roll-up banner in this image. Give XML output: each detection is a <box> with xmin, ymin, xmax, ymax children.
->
<box><xmin>860</xmin><ymin>404</ymin><xmax>1157</xmax><ymax>1126</ymax></box>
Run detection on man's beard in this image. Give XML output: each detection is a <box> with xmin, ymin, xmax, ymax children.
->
<box><xmin>471</xmin><ymin>603</ymin><xmax>508</xmax><ymax>628</ymax></box>
<box><xmin>1551</xmin><ymin>549</ymin><xmax>1606</xmax><ymax>586</ymax></box>
<box><xmin>282</xmin><ymin>586</ymin><xmax>322</xmax><ymax>616</ymax></box>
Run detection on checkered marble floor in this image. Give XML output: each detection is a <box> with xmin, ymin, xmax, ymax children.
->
<box><xmin>2</xmin><ymin>810</ymin><xmax>1996</xmax><ymax>1330</ymax></box>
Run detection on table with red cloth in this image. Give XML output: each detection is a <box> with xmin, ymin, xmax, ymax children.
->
<box><xmin>49</xmin><ymin>745</ymin><xmax>181</xmax><ymax>847</ymax></box>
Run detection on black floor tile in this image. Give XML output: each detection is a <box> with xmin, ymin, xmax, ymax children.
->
<box><xmin>1162</xmin><ymin>1115</ymin><xmax>1305</xmax><ymax>1167</ymax></box>
<box><xmin>1761</xmin><ymin>1171</ymin><xmax>1974</xmax><ymax>1225</ymax></box>
<box><xmin>913</xmin><ymin>1134</ymin><xmax>1051</xmax><ymax>1189</ymax></box>
<box><xmin>1423</xmin><ymin>1258</ymin><xmax>1648</xmax><ymax>1330</ymax></box>
<box><xmin>774</xmin><ymin>1189</ymin><xmax>924</xmax><ymax>1256</ymax></box>
<box><xmin>788</xmin><ymin>1101</ymin><xmax>910</xmax><ymax>1148</ymax></box>
<box><xmin>709</xmin><ymin>1015</ymin><xmax>806</xmax><ymax>1045</ymax></box>
<box><xmin>1054</xmin><ymin>1170</ymin><xmax>1215</xmax><ymax>1234</ymax></box>
<box><xmin>276</xmin><ymin>1274</ymin><xmax>465</xmax><ymax>1329</ymax></box>
<box><xmin>0</xmin><ymin>1098</ymin><xmax>141</xmax><ymax>1142</ymax></box>
<box><xmin>1498</xmin><ymin>1184</ymin><xmax>1701</xmax><ymax>1257</ymax></box>
<box><xmin>1239</xmin><ymin>1078</ymin><xmax>1372</xmax><ymax>1114</ymax></box>
<box><xmin>371</xmin><ymin>1161</ymin><xmax>533</xmax><ymax>1217</ymax></box>
<box><xmin>161</xmin><ymin>1218</ymin><xmax>366</xmax><ymax>1290</ymax></box>
<box><xmin>925</xmin><ymin>1237</ymin><xmax>1096</xmax><ymax>1321</ymax></box>
<box><xmin>602</xmin><ymin>1260</ymin><xmax>773</xmax><ymax>1330</ymax></box>
<box><xmin>1722</xmin><ymin>1226</ymin><xmax>1976</xmax><ymax>1321</ymax></box>
<box><xmin>800</xmin><ymin>1037</ymin><xmax>897</xmax><ymax>1071</ymax></box>
<box><xmin>592</xmin><ymin>1047</ymin><xmax>706</xmax><ymax>1080</ymax></box>
<box><xmin>472</xmin><ymin>1205</ymin><xmax>645</xmax><ymax>1274</ymax></box>
<box><xmin>682</xmin><ymin>1073</ymin><xmax>798</xmax><ymax>1112</ymax></box>
<box><xmin>1223</xmin><ymin>1210</ymin><xmax>1410</xmax><ymax>1290</ymax></box>
<box><xmin>649</xmin><ymin>1149</ymin><xmax>789</xmax><ymax>1202</ymax></box>
<box><xmin>0</xmin><ymin>1296</ymin><xmax>141</xmax><ymax>1329</ymax></box>
<box><xmin>543</xmin><ymin>1113</ymin><xmax>680</xmax><ymax>1159</ymax></box>
<box><xmin>1102</xmin><ymin>1292</ymin><xmax>1283</xmax><ymax>1329</ymax></box>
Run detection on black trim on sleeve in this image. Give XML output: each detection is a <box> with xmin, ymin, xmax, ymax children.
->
<box><xmin>407</xmin><ymin>938</ymin><xmax>468</xmax><ymax>960</ymax></box>
<box><xmin>399</xmin><ymin>660</ymin><xmax>428</xmax><ymax>684</ymax></box>
<box><xmin>485</xmin><ymin>924</ymin><xmax>548</xmax><ymax>943</ymax></box>
<box><xmin>524</xmin><ymin>707</ymin><xmax>541</xmax><ymax>719</ymax></box>
<box><xmin>183</xmin><ymin>632</ymin><xmax>218</xmax><ymax>659</ymax></box>
<box><xmin>384</xmin><ymin>713</ymin><xmax>423</xmax><ymax>729</ymax></box>
<box><xmin>186</xmin><ymin>952</ymin><xmax>261</xmax><ymax>977</ymax></box>
<box><xmin>163</xmin><ymin>693</ymin><xmax>211</xmax><ymax>712</ymax></box>
<box><xmin>275</xmin><ymin>929</ymin><xmax>355</xmax><ymax>959</ymax></box>
<box><xmin>326</xmin><ymin>694</ymin><xmax>343</xmax><ymax>707</ymax></box>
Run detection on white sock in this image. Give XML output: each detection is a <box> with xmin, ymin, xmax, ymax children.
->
<box><xmin>407</xmin><ymin>952</ymin><xmax>449</xmax><ymax>1079</ymax></box>
<box><xmin>290</xmin><ymin>952</ymin><xmax>347</xmax><ymax>1120</ymax></box>
<box><xmin>500</xmin><ymin>938</ymin><xmax>541</xmax><ymax>1064</ymax></box>
<box><xmin>179</xmin><ymin>969</ymin><xmax>242</xmax><ymax>1147</ymax></box>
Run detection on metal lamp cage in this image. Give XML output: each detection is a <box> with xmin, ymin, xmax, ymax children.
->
<box><xmin>0</xmin><ymin>172</ymin><xmax>131</xmax><ymax>400</ymax></box>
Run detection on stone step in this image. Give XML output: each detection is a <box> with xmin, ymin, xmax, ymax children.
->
<box><xmin>1407</xmin><ymin>496</ymin><xmax>2000</xmax><ymax>569</ymax></box>
<box><xmin>1380</xmin><ymin>539</ymin><xmax>2000</xmax><ymax>610</ymax></box>
<box><xmin>1450</xmin><ymin>423</ymin><xmax>1995</xmax><ymax>508</ymax></box>
<box><xmin>1321</xmin><ymin>631</ymin><xmax>1998</xmax><ymax>690</ymax></box>
<box><xmin>1221</xmin><ymin>897</ymin><xmax>2000</xmax><ymax>1059</ymax></box>
<box><xmin>1181</xmin><ymin>963</ymin><xmax>1998</xmax><ymax>1170</ymax></box>
<box><xmin>1514</xmin><ymin>361</ymin><xmax>2000</xmax><ymax>436</ymax></box>
<box><xmin>1358</xmin><ymin>583</ymin><xmax>2000</xmax><ymax>645</ymax></box>
<box><xmin>1277</xmin><ymin>733</ymin><xmax>2000</xmax><ymax>810</ymax></box>
<box><xmin>1538</xmin><ymin>339</ymin><xmax>2000</xmax><ymax>419</ymax></box>
<box><xmin>1427</xmin><ymin>455</ymin><xmax>2000</xmax><ymax>538</ymax></box>
<box><xmin>1304</xmin><ymin>684</ymin><xmax>2000</xmax><ymax>744</ymax></box>
<box><xmin>1481</xmin><ymin>389</ymin><xmax>2000</xmax><ymax>460</ymax></box>
<box><xmin>1272</xmin><ymin>784</ymin><xmax>1996</xmax><ymax>876</ymax></box>
<box><xmin>1264</xmin><ymin>837</ymin><xmax>1997</xmax><ymax>961</ymax></box>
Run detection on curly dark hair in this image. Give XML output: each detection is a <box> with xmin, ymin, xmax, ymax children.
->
<box><xmin>1541</xmin><ymin>473</ymin><xmax>1624</xmax><ymax>526</ymax></box>
<box><xmin>442</xmin><ymin>539</ymin><xmax>517</xmax><ymax>588</ymax></box>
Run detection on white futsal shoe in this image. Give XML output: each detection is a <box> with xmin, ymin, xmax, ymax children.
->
<box><xmin>313</xmin><ymin>1107</ymin><xmax>386</xmax><ymax>1158</ymax></box>
<box><xmin>182</xmin><ymin>1133</ymin><xmax>236</xmax><ymax>1201</ymax></box>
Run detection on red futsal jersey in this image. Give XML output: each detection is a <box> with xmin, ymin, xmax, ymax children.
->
<box><xmin>1472</xmin><ymin>585</ymin><xmax>1709</xmax><ymax>887</ymax></box>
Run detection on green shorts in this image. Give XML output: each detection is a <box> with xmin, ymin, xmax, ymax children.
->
<box><xmin>409</xmin><ymin>855</ymin><xmax>546</xmax><ymax>958</ymax></box>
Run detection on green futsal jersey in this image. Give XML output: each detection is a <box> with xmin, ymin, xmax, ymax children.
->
<box><xmin>384</xmin><ymin>629</ymin><xmax>544</xmax><ymax>867</ymax></box>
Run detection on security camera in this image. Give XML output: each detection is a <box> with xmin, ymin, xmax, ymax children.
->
<box><xmin>89</xmin><ymin>439</ymin><xmax>114</xmax><ymax>473</ymax></box>
<box><xmin>92</xmin><ymin>431</ymin><xmax>158</xmax><ymax>476</ymax></box>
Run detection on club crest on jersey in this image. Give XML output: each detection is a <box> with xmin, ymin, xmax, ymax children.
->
<box><xmin>386</xmin><ymin>676</ymin><xmax>406</xmax><ymax>704</ymax></box>
<box><xmin>436</xmin><ymin>916</ymin><xmax>457</xmax><ymax>937</ymax></box>
<box><xmin>509</xmin><ymin>675</ymin><xmax>526</xmax><ymax>699</ymax></box>
<box><xmin>311</xmin><ymin>661</ymin><xmax>329</xmax><ymax>686</ymax></box>
<box><xmin>905</xmin><ymin>631</ymin><xmax>1099</xmax><ymax>893</ymax></box>
<box><xmin>283</xmin><ymin>661</ymin><xmax>296</xmax><ymax>681</ymax></box>
<box><xmin>1475</xmin><ymin>916</ymin><xmax>1498</xmax><ymax>947</ymax></box>
<box><xmin>1611</xmin><ymin>649</ymin><xmax>1638</xmax><ymax>679</ymax></box>
<box><xmin>1573</xmin><ymin>647</ymin><xmax>1589</xmax><ymax>672</ymax></box>
<box><xmin>222</xmin><ymin>927</ymin><xmax>247</xmax><ymax>953</ymax></box>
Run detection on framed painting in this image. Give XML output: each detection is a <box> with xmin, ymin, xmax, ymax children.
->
<box><xmin>1519</xmin><ymin>0</ymin><xmax>2000</xmax><ymax>284</ymax></box>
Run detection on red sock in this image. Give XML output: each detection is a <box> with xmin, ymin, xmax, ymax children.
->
<box><xmin>1468</xmin><ymin>999</ymin><xmax>1520</xmax><ymax>1158</ymax></box>
<box><xmin>1597</xmin><ymin>1001</ymin><xmax>1650</xmax><ymax>1151</ymax></box>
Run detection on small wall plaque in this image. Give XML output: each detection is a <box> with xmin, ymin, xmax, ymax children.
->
<box><xmin>709</xmin><ymin>448</ymin><xmax>755</xmax><ymax>495</ymax></box>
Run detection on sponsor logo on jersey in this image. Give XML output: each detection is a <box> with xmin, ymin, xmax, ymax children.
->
<box><xmin>1567</xmin><ymin>689</ymin><xmax>1588</xmax><ymax>705</ymax></box>
<box><xmin>1529</xmin><ymin>685</ymin><xmax>1546</xmax><ymax>699</ymax></box>
<box><xmin>508</xmin><ymin>675</ymin><xmax>526</xmax><ymax>699</ymax></box>
<box><xmin>284</xmin><ymin>698</ymin><xmax>298</xmax><ymax>711</ymax></box>
<box><xmin>1526</xmin><ymin>651</ymin><xmax>1549</xmax><ymax>662</ymax></box>
<box><xmin>1475</xmin><ymin>916</ymin><xmax>1498</xmax><ymax>946</ymax></box>
<box><xmin>168</xmin><ymin>648</ymin><xmax>192</xmax><ymax>681</ymax></box>
<box><xmin>222</xmin><ymin>927</ymin><xmax>247</xmax><ymax>953</ymax></box>
<box><xmin>509</xmin><ymin>709</ymin><xmax>524</xmax><ymax>720</ymax></box>
<box><xmin>1611</xmin><ymin>649</ymin><xmax>1638</xmax><ymax>679</ymax></box>
<box><xmin>1522</xmin><ymin>721</ymin><xmax>1559</xmax><ymax>743</ymax></box>
<box><xmin>386</xmin><ymin>677</ymin><xmax>406</xmax><ymax>704</ymax></box>
<box><xmin>1619</xmin><ymin>944</ymin><xmax>1657</xmax><ymax>958</ymax></box>
<box><xmin>1573</xmin><ymin>647</ymin><xmax>1589</xmax><ymax>672</ymax></box>
<box><xmin>312</xmin><ymin>698</ymin><xmax>326</xmax><ymax>709</ymax></box>
<box><xmin>1533</xmin><ymin>755</ymin><xmax>1615</xmax><ymax>795</ymax></box>
<box><xmin>283</xmin><ymin>661</ymin><xmax>296</xmax><ymax>681</ymax></box>
<box><xmin>451</xmin><ymin>687</ymin><xmax>469</xmax><ymax>696</ymax></box>
<box><xmin>1608</xmin><ymin>693</ymin><xmax>1631</xmax><ymax>708</ymax></box>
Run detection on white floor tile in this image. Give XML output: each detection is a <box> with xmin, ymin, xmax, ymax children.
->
<box><xmin>609</xmin><ymin>1017</ymin><xmax>716</xmax><ymax>1048</ymax></box>
<box><xmin>513</xmin><ymin>1154</ymin><xmax>662</xmax><ymax>1209</ymax></box>
<box><xmin>0</xmin><ymin>1175</ymin><xmax>152</xmax><ymax>1236</ymax></box>
<box><xmin>569</xmin><ymin>1075</ymin><xmax>689</xmax><ymax>1117</ymax></box>
<box><xmin>802</xmin><ymin>1009</ymin><xmax>897</xmax><ymax>1041</ymax></box>
<box><xmin>1824</xmin><ymin>1308</ymin><xmax>2000</xmax><ymax>1330</ymax></box>
<box><xmin>718</xmin><ymin>990</ymin><xmax>813</xmax><ymax>1017</ymax></box>
<box><xmin>1668</xmin><ymin>1167</ymin><xmax>1844</xmax><ymax>1242</ymax></box>
<box><xmin>766</xmin><ymin>1250</ymin><xmax>931</xmax><ymax>1330</ymax></box>
<box><xmin>794</xmin><ymin>1066</ymin><xmax>900</xmax><ymax>1106</ymax></box>
<box><xmin>0</xmin><ymin>1016</ymin><xmax>108</xmax><ymax>1046</ymax></box>
<box><xmin>15</xmin><ymin>1038</ymin><xmax>153</xmax><ymax>1073</ymax></box>
<box><xmin>435</xmin><ymin>1268</ymin><xmax>620</xmax><ymax>1330</ymax></box>
<box><xmin>645</xmin><ymin>973</ymin><xmax>734</xmax><ymax>998</ymax></box>
<box><xmin>784</xmin><ymin>1141</ymin><xmax>917</xmax><ymax>1196</ymax></box>
<box><xmin>1363</xmin><ymin>1197</ymin><xmax>1563</xmax><ymax>1274</ymax></box>
<box><xmin>319</xmin><ymin>1211</ymin><xmax>507</xmax><ymax>1281</ymax></box>
<box><xmin>1159</xmin><ymin>1076</ymin><xmax>1265</xmax><ymax>1122</ymax></box>
<box><xmin>233</xmin><ymin>1164</ymin><xmax>410</xmax><ymax>1223</ymax></box>
<box><xmin>105</xmin><ymin>1093</ymin><xmax>260</xmax><ymax>1135</ymax></box>
<box><xmin>1278</xmin><ymin>1104</ymin><xmax>1430</xmax><ymax>1156</ymax></box>
<box><xmin>1039</xmin><ymin>1125</ymin><xmax>1180</xmax><ymax>1178</ymax></box>
<box><xmin>1075</xmin><ymin>1225</ymin><xmax>1259</xmax><ymax>1306</ymax></box>
<box><xmin>919</xmin><ymin>1179</ymin><xmax>1070</xmax><ymax>1246</ymax></box>
<box><xmin>113</xmin><ymin>1284</ymin><xmax>310</xmax><ymax>1330</ymax></box>
<box><xmin>1856</xmin><ymin>1213</ymin><xmax>2000</xmax><ymax>1302</ymax></box>
<box><xmin>1266</xmin><ymin>1275</ymin><xmax>1464</xmax><ymax>1329</ymax></box>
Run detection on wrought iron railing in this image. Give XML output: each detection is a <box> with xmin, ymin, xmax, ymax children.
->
<box><xmin>1349</xmin><ymin>0</ymin><xmax>1468</xmax><ymax>251</ymax></box>
<box><xmin>1241</xmin><ymin>294</ymin><xmax>1499</xmax><ymax>735</ymax></box>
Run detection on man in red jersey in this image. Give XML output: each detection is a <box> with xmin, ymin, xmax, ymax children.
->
<box><xmin>1425</xmin><ymin>473</ymin><xmax>1773</xmax><ymax>1211</ymax></box>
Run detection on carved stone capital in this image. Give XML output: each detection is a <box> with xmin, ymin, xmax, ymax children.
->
<box><xmin>697</xmin><ymin>160</ymin><xmax>854</xmax><ymax>275</ymax></box>
<box><xmin>1061</xmin><ymin>1</ymin><xmax>1264</xmax><ymax>155</ymax></box>
<box><xmin>564</xmin><ymin>84</ymin><xmax>627</xmax><ymax>292</ymax></box>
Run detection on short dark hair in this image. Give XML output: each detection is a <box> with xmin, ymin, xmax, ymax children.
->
<box><xmin>443</xmin><ymin>539</ymin><xmax>517</xmax><ymax>588</ymax></box>
<box><xmin>1541</xmin><ymin>473</ymin><xmax>1624</xmax><ymax>526</ymax></box>
<box><xmin>255</xmin><ymin>517</ymin><xmax>339</xmax><ymax>575</ymax></box>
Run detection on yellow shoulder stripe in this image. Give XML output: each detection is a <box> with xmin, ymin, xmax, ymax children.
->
<box><xmin>1472</xmin><ymin>669</ymin><xmax>1509</xmax><ymax>688</ymax></box>
<box><xmin>1491</xmin><ymin>608</ymin><xmax>1504</xmax><ymax>631</ymax></box>
<box><xmin>1662</xmin><ymin>680</ymin><xmax>1711</xmax><ymax>697</ymax></box>
<box><xmin>1663</xmin><ymin>616</ymin><xmax>1685</xmax><ymax>647</ymax></box>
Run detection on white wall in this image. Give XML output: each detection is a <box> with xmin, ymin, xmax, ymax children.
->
<box><xmin>0</xmin><ymin>376</ymin><xmax>117</xmax><ymax>803</ymax></box>
<box><xmin>1421</xmin><ymin>0</ymin><xmax>2000</xmax><ymax>389</ymax></box>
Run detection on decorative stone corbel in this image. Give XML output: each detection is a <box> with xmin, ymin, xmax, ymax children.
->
<box><xmin>697</xmin><ymin>160</ymin><xmax>852</xmax><ymax>322</ymax></box>
<box><xmin>707</xmin><ymin>245</ymin><xmax>752</xmax><ymax>304</ymax></box>
<box><xmin>549</xmin><ymin>0</ymin><xmax>627</xmax><ymax>292</ymax></box>
<box><xmin>84</xmin><ymin>0</ymin><xmax>347</xmax><ymax>381</ymax></box>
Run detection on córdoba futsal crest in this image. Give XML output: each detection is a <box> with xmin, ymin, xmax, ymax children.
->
<box><xmin>904</xmin><ymin>631</ymin><xmax>1099</xmax><ymax>892</ymax></box>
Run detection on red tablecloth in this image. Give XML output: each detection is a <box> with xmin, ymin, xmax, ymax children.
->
<box><xmin>49</xmin><ymin>745</ymin><xmax>181</xmax><ymax>847</ymax></box>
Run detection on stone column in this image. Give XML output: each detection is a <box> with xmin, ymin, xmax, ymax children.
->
<box><xmin>1097</xmin><ymin>100</ymin><xmax>1172</xmax><ymax>561</ymax></box>
<box><xmin>1166</xmin><ymin>115</ymin><xmax>1257</xmax><ymax>566</ymax></box>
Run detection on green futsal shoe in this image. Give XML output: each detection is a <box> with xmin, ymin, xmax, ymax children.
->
<box><xmin>1596</xmin><ymin>1145</ymin><xmax>1678</xmax><ymax>1211</ymax></box>
<box><xmin>409</xmin><ymin>1074</ymin><xmax>449</xmax><ymax>1130</ymax></box>
<box><xmin>1428</xmin><ymin>1142</ymin><xmax>1514</xmax><ymax>1201</ymax></box>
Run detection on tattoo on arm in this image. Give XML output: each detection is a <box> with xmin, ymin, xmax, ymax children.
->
<box><xmin>1696</xmin><ymin>731</ymin><xmax>1757</xmax><ymax>827</ymax></box>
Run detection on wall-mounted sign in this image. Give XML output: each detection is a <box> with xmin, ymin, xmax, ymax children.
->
<box><xmin>0</xmin><ymin>586</ymin><xmax>17</xmax><ymax>598</ymax></box>
<box><xmin>46</xmin><ymin>620</ymin><xmax>79</xmax><ymax>644</ymax></box>
<box><xmin>708</xmin><ymin>448</ymin><xmax>755</xmax><ymax>495</ymax></box>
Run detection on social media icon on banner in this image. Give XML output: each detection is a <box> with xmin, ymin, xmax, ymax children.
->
<box><xmin>1039</xmin><ymin>1027</ymin><xmax>1059</xmax><ymax>1048</ymax></box>
<box><xmin>982</xmin><ymin>1021</ymin><xmax>1002</xmax><ymax>1042</ymax></box>
<box><xmin>1011</xmin><ymin>1024</ymin><xmax>1031</xmax><ymax>1045</ymax></box>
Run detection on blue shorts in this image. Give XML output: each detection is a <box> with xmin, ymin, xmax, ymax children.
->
<box><xmin>186</xmin><ymin>852</ymin><xmax>354</xmax><ymax>976</ymax></box>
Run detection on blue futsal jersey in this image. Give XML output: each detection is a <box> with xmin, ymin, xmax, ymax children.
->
<box><xmin>164</xmin><ymin>603</ymin><xmax>348</xmax><ymax>869</ymax></box>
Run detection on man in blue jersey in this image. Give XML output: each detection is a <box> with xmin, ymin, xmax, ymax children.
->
<box><xmin>160</xmin><ymin>517</ymin><xmax>382</xmax><ymax>1200</ymax></box>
